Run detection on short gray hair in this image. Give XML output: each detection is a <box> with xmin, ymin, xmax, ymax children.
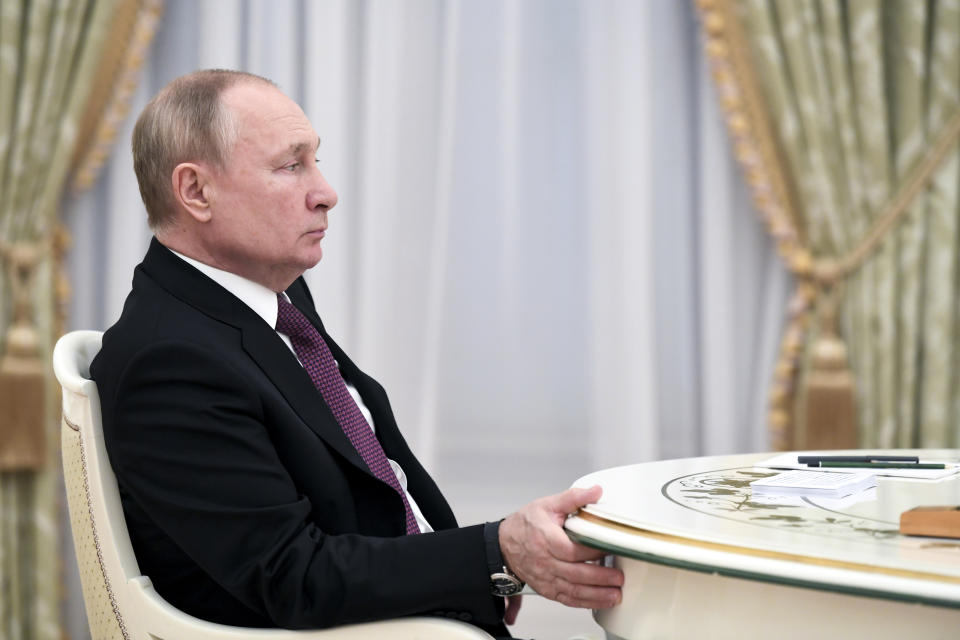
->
<box><xmin>132</xmin><ymin>69</ymin><xmax>275</xmax><ymax>230</ymax></box>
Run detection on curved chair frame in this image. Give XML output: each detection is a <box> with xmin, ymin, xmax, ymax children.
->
<box><xmin>54</xmin><ymin>330</ymin><xmax>493</xmax><ymax>640</ymax></box>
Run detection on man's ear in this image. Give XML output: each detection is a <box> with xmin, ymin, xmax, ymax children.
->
<box><xmin>171</xmin><ymin>163</ymin><xmax>213</xmax><ymax>222</ymax></box>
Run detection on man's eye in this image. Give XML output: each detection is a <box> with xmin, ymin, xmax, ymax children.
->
<box><xmin>284</xmin><ymin>162</ymin><xmax>300</xmax><ymax>172</ymax></box>
<box><xmin>314</xmin><ymin>158</ymin><xmax>321</xmax><ymax>165</ymax></box>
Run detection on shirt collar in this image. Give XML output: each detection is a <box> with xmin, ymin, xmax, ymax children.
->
<box><xmin>167</xmin><ymin>248</ymin><xmax>283</xmax><ymax>329</ymax></box>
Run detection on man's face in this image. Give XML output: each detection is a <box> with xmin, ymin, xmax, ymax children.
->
<box><xmin>202</xmin><ymin>82</ymin><xmax>337</xmax><ymax>291</ymax></box>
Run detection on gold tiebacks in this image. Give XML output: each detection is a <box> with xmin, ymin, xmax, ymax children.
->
<box><xmin>796</xmin><ymin>108</ymin><xmax>960</xmax><ymax>449</ymax></box>
<box><xmin>0</xmin><ymin>243</ymin><xmax>46</xmax><ymax>470</ymax></box>
<box><xmin>809</xmin><ymin>109</ymin><xmax>960</xmax><ymax>284</ymax></box>
<box><xmin>70</xmin><ymin>0</ymin><xmax>164</xmax><ymax>192</ymax></box>
<box><xmin>799</xmin><ymin>284</ymin><xmax>857</xmax><ymax>449</ymax></box>
<box><xmin>797</xmin><ymin>107</ymin><xmax>960</xmax><ymax>449</ymax></box>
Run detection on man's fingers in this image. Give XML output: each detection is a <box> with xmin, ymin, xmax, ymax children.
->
<box><xmin>562</xmin><ymin>545</ymin><xmax>607</xmax><ymax>563</ymax></box>
<box><xmin>554</xmin><ymin>558</ymin><xmax>624</xmax><ymax>587</ymax></box>
<box><xmin>541</xmin><ymin>523</ymin><xmax>609</xmax><ymax>563</ymax></box>
<box><xmin>548</xmin><ymin>532</ymin><xmax>610</xmax><ymax>563</ymax></box>
<box><xmin>545</xmin><ymin>582</ymin><xmax>621</xmax><ymax>609</ymax></box>
<box><xmin>500</xmin><ymin>487</ymin><xmax>623</xmax><ymax>613</ymax></box>
<box><xmin>504</xmin><ymin>595</ymin><xmax>522</xmax><ymax>625</ymax></box>
<box><xmin>545</xmin><ymin>485</ymin><xmax>603</xmax><ymax>515</ymax></box>
<box><xmin>518</xmin><ymin>552</ymin><xmax>624</xmax><ymax>605</ymax></box>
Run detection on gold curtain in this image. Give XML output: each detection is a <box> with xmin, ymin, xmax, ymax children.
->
<box><xmin>0</xmin><ymin>1</ymin><xmax>161</xmax><ymax>637</ymax></box>
<box><xmin>698</xmin><ymin>0</ymin><xmax>960</xmax><ymax>450</ymax></box>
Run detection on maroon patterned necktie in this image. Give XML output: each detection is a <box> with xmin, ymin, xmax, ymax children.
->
<box><xmin>275</xmin><ymin>294</ymin><xmax>420</xmax><ymax>535</ymax></box>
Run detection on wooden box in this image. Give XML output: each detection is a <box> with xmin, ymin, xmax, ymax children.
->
<box><xmin>900</xmin><ymin>506</ymin><xmax>960</xmax><ymax>539</ymax></box>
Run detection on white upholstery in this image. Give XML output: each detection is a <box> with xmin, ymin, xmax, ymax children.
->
<box><xmin>54</xmin><ymin>330</ymin><xmax>494</xmax><ymax>640</ymax></box>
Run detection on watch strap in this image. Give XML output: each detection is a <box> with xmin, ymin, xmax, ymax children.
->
<box><xmin>484</xmin><ymin>520</ymin><xmax>525</xmax><ymax>596</ymax></box>
<box><xmin>483</xmin><ymin>520</ymin><xmax>505</xmax><ymax>577</ymax></box>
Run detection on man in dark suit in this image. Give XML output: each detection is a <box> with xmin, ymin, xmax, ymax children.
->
<box><xmin>91</xmin><ymin>69</ymin><xmax>622</xmax><ymax>636</ymax></box>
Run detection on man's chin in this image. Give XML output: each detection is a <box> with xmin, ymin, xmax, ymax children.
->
<box><xmin>299</xmin><ymin>248</ymin><xmax>324</xmax><ymax>270</ymax></box>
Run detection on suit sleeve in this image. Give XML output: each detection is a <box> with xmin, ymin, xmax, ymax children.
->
<box><xmin>107</xmin><ymin>339</ymin><xmax>502</xmax><ymax>629</ymax></box>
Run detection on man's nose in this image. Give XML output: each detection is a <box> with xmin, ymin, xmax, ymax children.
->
<box><xmin>307</xmin><ymin>172</ymin><xmax>338</xmax><ymax>211</ymax></box>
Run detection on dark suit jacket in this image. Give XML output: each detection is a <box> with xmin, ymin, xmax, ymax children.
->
<box><xmin>91</xmin><ymin>238</ymin><xmax>506</xmax><ymax>634</ymax></box>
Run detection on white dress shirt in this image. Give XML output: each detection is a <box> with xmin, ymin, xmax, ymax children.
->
<box><xmin>169</xmin><ymin>249</ymin><xmax>433</xmax><ymax>533</ymax></box>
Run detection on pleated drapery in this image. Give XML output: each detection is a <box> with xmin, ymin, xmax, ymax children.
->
<box><xmin>700</xmin><ymin>0</ymin><xmax>960</xmax><ymax>449</ymax></box>
<box><xmin>0</xmin><ymin>1</ymin><xmax>161</xmax><ymax>637</ymax></box>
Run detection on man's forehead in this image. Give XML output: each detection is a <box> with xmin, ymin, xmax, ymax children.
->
<box><xmin>222</xmin><ymin>83</ymin><xmax>319</xmax><ymax>158</ymax></box>
<box><xmin>223</xmin><ymin>83</ymin><xmax>317</xmax><ymax>150</ymax></box>
<box><xmin>222</xmin><ymin>80</ymin><xmax>292</xmax><ymax>110</ymax></box>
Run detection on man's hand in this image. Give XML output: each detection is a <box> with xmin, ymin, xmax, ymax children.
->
<box><xmin>498</xmin><ymin>485</ymin><xmax>623</xmax><ymax>609</ymax></box>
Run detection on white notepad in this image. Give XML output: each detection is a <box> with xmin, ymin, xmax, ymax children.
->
<box><xmin>750</xmin><ymin>470</ymin><xmax>877</xmax><ymax>498</ymax></box>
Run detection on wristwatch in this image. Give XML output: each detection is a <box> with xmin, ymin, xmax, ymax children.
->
<box><xmin>490</xmin><ymin>565</ymin><xmax>525</xmax><ymax>597</ymax></box>
<box><xmin>484</xmin><ymin>521</ymin><xmax>525</xmax><ymax>597</ymax></box>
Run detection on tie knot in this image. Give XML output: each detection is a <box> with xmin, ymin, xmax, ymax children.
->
<box><xmin>276</xmin><ymin>294</ymin><xmax>311</xmax><ymax>338</ymax></box>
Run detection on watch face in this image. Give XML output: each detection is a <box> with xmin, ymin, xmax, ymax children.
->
<box><xmin>490</xmin><ymin>572</ymin><xmax>523</xmax><ymax>597</ymax></box>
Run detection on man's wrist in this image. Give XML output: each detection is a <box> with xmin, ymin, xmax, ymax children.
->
<box><xmin>484</xmin><ymin>520</ymin><xmax>524</xmax><ymax>597</ymax></box>
<box><xmin>483</xmin><ymin>520</ymin><xmax>505</xmax><ymax>575</ymax></box>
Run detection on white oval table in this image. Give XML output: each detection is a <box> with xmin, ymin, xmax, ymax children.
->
<box><xmin>565</xmin><ymin>451</ymin><xmax>960</xmax><ymax>640</ymax></box>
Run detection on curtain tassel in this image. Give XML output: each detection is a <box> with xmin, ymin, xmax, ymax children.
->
<box><xmin>0</xmin><ymin>243</ymin><xmax>46</xmax><ymax>470</ymax></box>
<box><xmin>801</xmin><ymin>283</ymin><xmax>858</xmax><ymax>450</ymax></box>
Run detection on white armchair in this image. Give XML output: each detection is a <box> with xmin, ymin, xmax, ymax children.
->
<box><xmin>54</xmin><ymin>330</ymin><xmax>493</xmax><ymax>640</ymax></box>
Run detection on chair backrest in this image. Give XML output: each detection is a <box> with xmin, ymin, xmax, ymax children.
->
<box><xmin>55</xmin><ymin>330</ymin><xmax>137</xmax><ymax>639</ymax></box>
<box><xmin>54</xmin><ymin>330</ymin><xmax>494</xmax><ymax>640</ymax></box>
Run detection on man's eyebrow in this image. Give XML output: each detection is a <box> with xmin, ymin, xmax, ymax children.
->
<box><xmin>288</xmin><ymin>137</ymin><xmax>322</xmax><ymax>157</ymax></box>
<box><xmin>273</xmin><ymin>137</ymin><xmax>321</xmax><ymax>163</ymax></box>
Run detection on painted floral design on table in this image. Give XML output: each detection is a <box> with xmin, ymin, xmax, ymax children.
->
<box><xmin>663</xmin><ymin>468</ymin><xmax>901</xmax><ymax>541</ymax></box>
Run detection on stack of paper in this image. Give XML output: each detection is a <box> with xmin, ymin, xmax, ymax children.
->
<box><xmin>750</xmin><ymin>470</ymin><xmax>877</xmax><ymax>498</ymax></box>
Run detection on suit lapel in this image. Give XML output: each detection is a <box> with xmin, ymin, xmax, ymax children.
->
<box><xmin>287</xmin><ymin>284</ymin><xmax>389</xmax><ymax>445</ymax></box>
<box><xmin>285</xmin><ymin>283</ymin><xmax>459</xmax><ymax>529</ymax></box>
<box><xmin>140</xmin><ymin>239</ymin><xmax>373</xmax><ymax>479</ymax></box>
<box><xmin>238</xmin><ymin>321</ymin><xmax>372</xmax><ymax>477</ymax></box>
<box><xmin>285</xmin><ymin>282</ymin><xmax>440</xmax><ymax>507</ymax></box>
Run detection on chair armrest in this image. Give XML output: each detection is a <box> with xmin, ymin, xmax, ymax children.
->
<box><xmin>128</xmin><ymin>576</ymin><xmax>496</xmax><ymax>639</ymax></box>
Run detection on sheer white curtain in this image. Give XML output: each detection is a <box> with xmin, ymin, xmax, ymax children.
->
<box><xmin>64</xmin><ymin>0</ymin><xmax>789</xmax><ymax>636</ymax></box>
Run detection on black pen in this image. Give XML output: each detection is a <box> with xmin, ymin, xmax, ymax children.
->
<box><xmin>815</xmin><ymin>461</ymin><xmax>945</xmax><ymax>470</ymax></box>
<box><xmin>798</xmin><ymin>455</ymin><xmax>919</xmax><ymax>465</ymax></box>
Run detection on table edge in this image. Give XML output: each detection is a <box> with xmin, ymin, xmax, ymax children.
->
<box><xmin>566</xmin><ymin>510</ymin><xmax>960</xmax><ymax>609</ymax></box>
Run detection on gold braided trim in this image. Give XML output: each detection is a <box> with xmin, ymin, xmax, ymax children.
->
<box><xmin>78</xmin><ymin>424</ymin><xmax>131</xmax><ymax>639</ymax></box>
<box><xmin>63</xmin><ymin>414</ymin><xmax>80</xmax><ymax>433</ymax></box>
<box><xmin>695</xmin><ymin>0</ymin><xmax>806</xmax><ymax>262</ymax></box>
<box><xmin>68</xmin><ymin>0</ymin><xmax>140</xmax><ymax>183</ymax></box>
<box><xmin>53</xmin><ymin>223</ymin><xmax>71</xmax><ymax>339</ymax></box>
<box><xmin>695</xmin><ymin>0</ymin><xmax>813</xmax><ymax>450</ymax></box>
<box><xmin>576</xmin><ymin>510</ymin><xmax>960</xmax><ymax>587</ymax></box>
<box><xmin>70</xmin><ymin>0</ymin><xmax>164</xmax><ymax>192</ymax></box>
<box><xmin>812</xmin><ymin>109</ymin><xmax>960</xmax><ymax>283</ymax></box>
